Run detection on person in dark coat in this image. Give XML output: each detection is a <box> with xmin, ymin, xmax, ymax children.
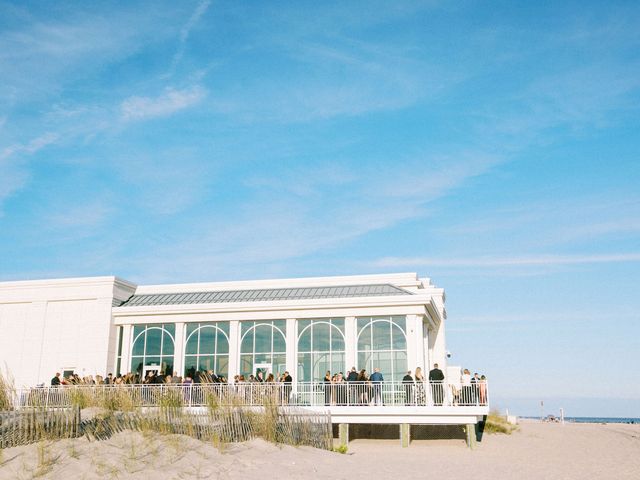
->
<box><xmin>323</xmin><ymin>370</ymin><xmax>331</xmax><ymax>406</ymax></box>
<box><xmin>369</xmin><ymin>368</ymin><xmax>384</xmax><ymax>406</ymax></box>
<box><xmin>346</xmin><ymin>367</ymin><xmax>358</xmax><ymax>405</ymax></box>
<box><xmin>282</xmin><ymin>371</ymin><xmax>293</xmax><ymax>404</ymax></box>
<box><xmin>51</xmin><ymin>373</ymin><xmax>61</xmax><ymax>386</ymax></box>
<box><xmin>402</xmin><ymin>371</ymin><xmax>414</xmax><ymax>405</ymax></box>
<box><xmin>429</xmin><ymin>363</ymin><xmax>445</xmax><ymax>405</ymax></box>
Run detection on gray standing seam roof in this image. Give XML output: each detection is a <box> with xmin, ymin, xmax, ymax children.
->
<box><xmin>119</xmin><ymin>283</ymin><xmax>412</xmax><ymax>307</ymax></box>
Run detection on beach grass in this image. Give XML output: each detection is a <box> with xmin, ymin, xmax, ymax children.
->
<box><xmin>484</xmin><ymin>411</ymin><xmax>518</xmax><ymax>434</ymax></box>
<box><xmin>0</xmin><ymin>371</ymin><xmax>15</xmax><ymax>411</ymax></box>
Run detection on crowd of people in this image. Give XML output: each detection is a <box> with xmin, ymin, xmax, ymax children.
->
<box><xmin>48</xmin><ymin>364</ymin><xmax>487</xmax><ymax>406</ymax></box>
<box><xmin>316</xmin><ymin>364</ymin><xmax>487</xmax><ymax>406</ymax></box>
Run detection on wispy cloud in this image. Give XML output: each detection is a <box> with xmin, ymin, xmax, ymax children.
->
<box><xmin>120</xmin><ymin>86</ymin><xmax>206</xmax><ymax>121</ymax></box>
<box><xmin>168</xmin><ymin>0</ymin><xmax>212</xmax><ymax>74</ymax></box>
<box><xmin>0</xmin><ymin>132</ymin><xmax>59</xmax><ymax>209</ymax></box>
<box><xmin>126</xmin><ymin>150</ymin><xmax>503</xmax><ymax>281</ymax></box>
<box><xmin>371</xmin><ymin>253</ymin><xmax>640</xmax><ymax>268</ymax></box>
<box><xmin>47</xmin><ymin>201</ymin><xmax>113</xmax><ymax>229</ymax></box>
<box><xmin>0</xmin><ymin>132</ymin><xmax>59</xmax><ymax>162</ymax></box>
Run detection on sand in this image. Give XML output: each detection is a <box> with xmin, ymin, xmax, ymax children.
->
<box><xmin>0</xmin><ymin>421</ymin><xmax>638</xmax><ymax>479</ymax></box>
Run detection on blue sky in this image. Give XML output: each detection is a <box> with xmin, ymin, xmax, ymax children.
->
<box><xmin>1</xmin><ymin>1</ymin><xmax>639</xmax><ymax>416</ymax></box>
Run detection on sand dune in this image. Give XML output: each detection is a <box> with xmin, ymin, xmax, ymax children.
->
<box><xmin>1</xmin><ymin>421</ymin><xmax>638</xmax><ymax>479</ymax></box>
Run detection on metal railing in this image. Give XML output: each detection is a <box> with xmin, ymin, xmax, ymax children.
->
<box><xmin>12</xmin><ymin>380</ymin><xmax>488</xmax><ymax>409</ymax></box>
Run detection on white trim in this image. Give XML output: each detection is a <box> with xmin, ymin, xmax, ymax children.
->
<box><xmin>133</xmin><ymin>272</ymin><xmax>423</xmax><ymax>295</ymax></box>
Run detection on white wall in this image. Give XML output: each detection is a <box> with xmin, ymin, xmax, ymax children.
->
<box><xmin>0</xmin><ymin>277</ymin><xmax>135</xmax><ymax>387</ymax></box>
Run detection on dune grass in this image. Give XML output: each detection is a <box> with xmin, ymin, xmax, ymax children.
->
<box><xmin>484</xmin><ymin>411</ymin><xmax>518</xmax><ymax>434</ymax></box>
<box><xmin>0</xmin><ymin>371</ymin><xmax>15</xmax><ymax>411</ymax></box>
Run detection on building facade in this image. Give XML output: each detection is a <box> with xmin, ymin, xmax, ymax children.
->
<box><xmin>0</xmin><ymin>273</ymin><xmax>448</xmax><ymax>388</ymax></box>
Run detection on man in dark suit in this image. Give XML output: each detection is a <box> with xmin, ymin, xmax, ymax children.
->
<box><xmin>402</xmin><ymin>371</ymin><xmax>414</xmax><ymax>405</ymax></box>
<box><xmin>346</xmin><ymin>367</ymin><xmax>358</xmax><ymax>405</ymax></box>
<box><xmin>283</xmin><ymin>371</ymin><xmax>293</xmax><ymax>404</ymax></box>
<box><xmin>51</xmin><ymin>372</ymin><xmax>61</xmax><ymax>386</ymax></box>
<box><xmin>429</xmin><ymin>363</ymin><xmax>445</xmax><ymax>405</ymax></box>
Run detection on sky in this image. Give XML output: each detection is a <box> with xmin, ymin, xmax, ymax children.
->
<box><xmin>1</xmin><ymin>1</ymin><xmax>639</xmax><ymax>417</ymax></box>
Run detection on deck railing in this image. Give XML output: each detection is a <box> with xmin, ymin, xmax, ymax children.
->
<box><xmin>12</xmin><ymin>380</ymin><xmax>488</xmax><ymax>409</ymax></box>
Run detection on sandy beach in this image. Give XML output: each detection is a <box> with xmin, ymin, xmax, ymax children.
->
<box><xmin>1</xmin><ymin>420</ymin><xmax>638</xmax><ymax>479</ymax></box>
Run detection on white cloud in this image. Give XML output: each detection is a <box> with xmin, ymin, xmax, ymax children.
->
<box><xmin>0</xmin><ymin>132</ymin><xmax>59</xmax><ymax>162</ymax></box>
<box><xmin>0</xmin><ymin>132</ymin><xmax>59</xmax><ymax>209</ymax></box>
<box><xmin>371</xmin><ymin>253</ymin><xmax>640</xmax><ymax>268</ymax></box>
<box><xmin>47</xmin><ymin>201</ymin><xmax>113</xmax><ymax>229</ymax></box>
<box><xmin>168</xmin><ymin>0</ymin><xmax>212</xmax><ymax>73</ymax></box>
<box><xmin>120</xmin><ymin>86</ymin><xmax>206</xmax><ymax>121</ymax></box>
<box><xmin>125</xmin><ymin>151</ymin><xmax>502</xmax><ymax>281</ymax></box>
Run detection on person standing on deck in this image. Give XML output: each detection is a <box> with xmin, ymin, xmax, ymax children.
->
<box><xmin>347</xmin><ymin>367</ymin><xmax>358</xmax><ymax>405</ymax></box>
<box><xmin>369</xmin><ymin>368</ymin><xmax>384</xmax><ymax>406</ymax></box>
<box><xmin>429</xmin><ymin>363</ymin><xmax>445</xmax><ymax>405</ymax></box>
<box><xmin>402</xmin><ymin>371</ymin><xmax>414</xmax><ymax>405</ymax></box>
<box><xmin>283</xmin><ymin>371</ymin><xmax>293</xmax><ymax>404</ymax></box>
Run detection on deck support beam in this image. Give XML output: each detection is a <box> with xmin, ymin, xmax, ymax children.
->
<box><xmin>465</xmin><ymin>423</ymin><xmax>476</xmax><ymax>449</ymax></box>
<box><xmin>338</xmin><ymin>423</ymin><xmax>349</xmax><ymax>448</ymax></box>
<box><xmin>400</xmin><ymin>423</ymin><xmax>410</xmax><ymax>447</ymax></box>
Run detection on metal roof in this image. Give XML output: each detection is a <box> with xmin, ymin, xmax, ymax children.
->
<box><xmin>119</xmin><ymin>283</ymin><xmax>412</xmax><ymax>307</ymax></box>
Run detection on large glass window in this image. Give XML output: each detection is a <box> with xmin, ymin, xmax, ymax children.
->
<box><xmin>240</xmin><ymin>320</ymin><xmax>286</xmax><ymax>378</ymax></box>
<box><xmin>130</xmin><ymin>324</ymin><xmax>175</xmax><ymax>376</ymax></box>
<box><xmin>184</xmin><ymin>322</ymin><xmax>230</xmax><ymax>379</ymax></box>
<box><xmin>297</xmin><ymin>318</ymin><xmax>345</xmax><ymax>382</ymax></box>
<box><xmin>357</xmin><ymin>316</ymin><xmax>407</xmax><ymax>382</ymax></box>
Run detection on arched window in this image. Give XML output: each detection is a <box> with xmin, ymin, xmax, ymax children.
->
<box><xmin>357</xmin><ymin>316</ymin><xmax>407</xmax><ymax>382</ymax></box>
<box><xmin>184</xmin><ymin>323</ymin><xmax>230</xmax><ymax>379</ymax></box>
<box><xmin>240</xmin><ymin>320</ymin><xmax>286</xmax><ymax>378</ymax></box>
<box><xmin>297</xmin><ymin>318</ymin><xmax>345</xmax><ymax>381</ymax></box>
<box><xmin>130</xmin><ymin>324</ymin><xmax>175</xmax><ymax>376</ymax></box>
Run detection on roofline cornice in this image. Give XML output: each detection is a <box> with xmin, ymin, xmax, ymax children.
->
<box><xmin>113</xmin><ymin>293</ymin><xmax>438</xmax><ymax>317</ymax></box>
<box><xmin>134</xmin><ymin>272</ymin><xmax>421</xmax><ymax>294</ymax></box>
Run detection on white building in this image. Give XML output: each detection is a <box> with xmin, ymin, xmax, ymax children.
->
<box><xmin>0</xmin><ymin>272</ymin><xmax>448</xmax><ymax>388</ymax></box>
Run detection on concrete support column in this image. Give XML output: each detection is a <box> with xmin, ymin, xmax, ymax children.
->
<box><xmin>120</xmin><ymin>324</ymin><xmax>133</xmax><ymax>375</ymax></box>
<box><xmin>286</xmin><ymin>318</ymin><xmax>297</xmax><ymax>379</ymax></box>
<box><xmin>339</xmin><ymin>423</ymin><xmax>349</xmax><ymax>448</ymax></box>
<box><xmin>400</xmin><ymin>423</ymin><xmax>411</xmax><ymax>448</ymax></box>
<box><xmin>173</xmin><ymin>322</ymin><xmax>185</xmax><ymax>377</ymax></box>
<box><xmin>345</xmin><ymin>316</ymin><xmax>357</xmax><ymax>371</ymax></box>
<box><xmin>423</xmin><ymin>322</ymin><xmax>431</xmax><ymax>371</ymax></box>
<box><xmin>415</xmin><ymin>316</ymin><xmax>425</xmax><ymax>373</ymax></box>
<box><xmin>406</xmin><ymin>314</ymin><xmax>425</xmax><ymax>374</ymax></box>
<box><xmin>228</xmin><ymin>320</ymin><xmax>240</xmax><ymax>380</ymax></box>
<box><xmin>405</xmin><ymin>314</ymin><xmax>417</xmax><ymax>373</ymax></box>
<box><xmin>465</xmin><ymin>424</ymin><xmax>477</xmax><ymax>449</ymax></box>
<box><xmin>432</xmin><ymin>318</ymin><xmax>447</xmax><ymax>370</ymax></box>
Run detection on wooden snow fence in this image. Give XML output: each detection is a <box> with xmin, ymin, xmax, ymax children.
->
<box><xmin>81</xmin><ymin>408</ymin><xmax>253</xmax><ymax>443</ymax></box>
<box><xmin>81</xmin><ymin>407</ymin><xmax>332</xmax><ymax>450</ymax></box>
<box><xmin>1</xmin><ymin>406</ymin><xmax>332</xmax><ymax>451</ymax></box>
<box><xmin>0</xmin><ymin>407</ymin><xmax>81</xmax><ymax>448</ymax></box>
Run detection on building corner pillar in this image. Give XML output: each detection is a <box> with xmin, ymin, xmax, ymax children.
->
<box><xmin>228</xmin><ymin>320</ymin><xmax>240</xmax><ymax>381</ymax></box>
<box><xmin>286</xmin><ymin>318</ymin><xmax>297</xmax><ymax>379</ymax></box>
<box><xmin>345</xmin><ymin>317</ymin><xmax>356</xmax><ymax>371</ymax></box>
<box><xmin>173</xmin><ymin>322</ymin><xmax>185</xmax><ymax>377</ymax></box>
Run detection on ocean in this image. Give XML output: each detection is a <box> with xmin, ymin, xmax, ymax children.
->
<box><xmin>565</xmin><ymin>417</ymin><xmax>639</xmax><ymax>424</ymax></box>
